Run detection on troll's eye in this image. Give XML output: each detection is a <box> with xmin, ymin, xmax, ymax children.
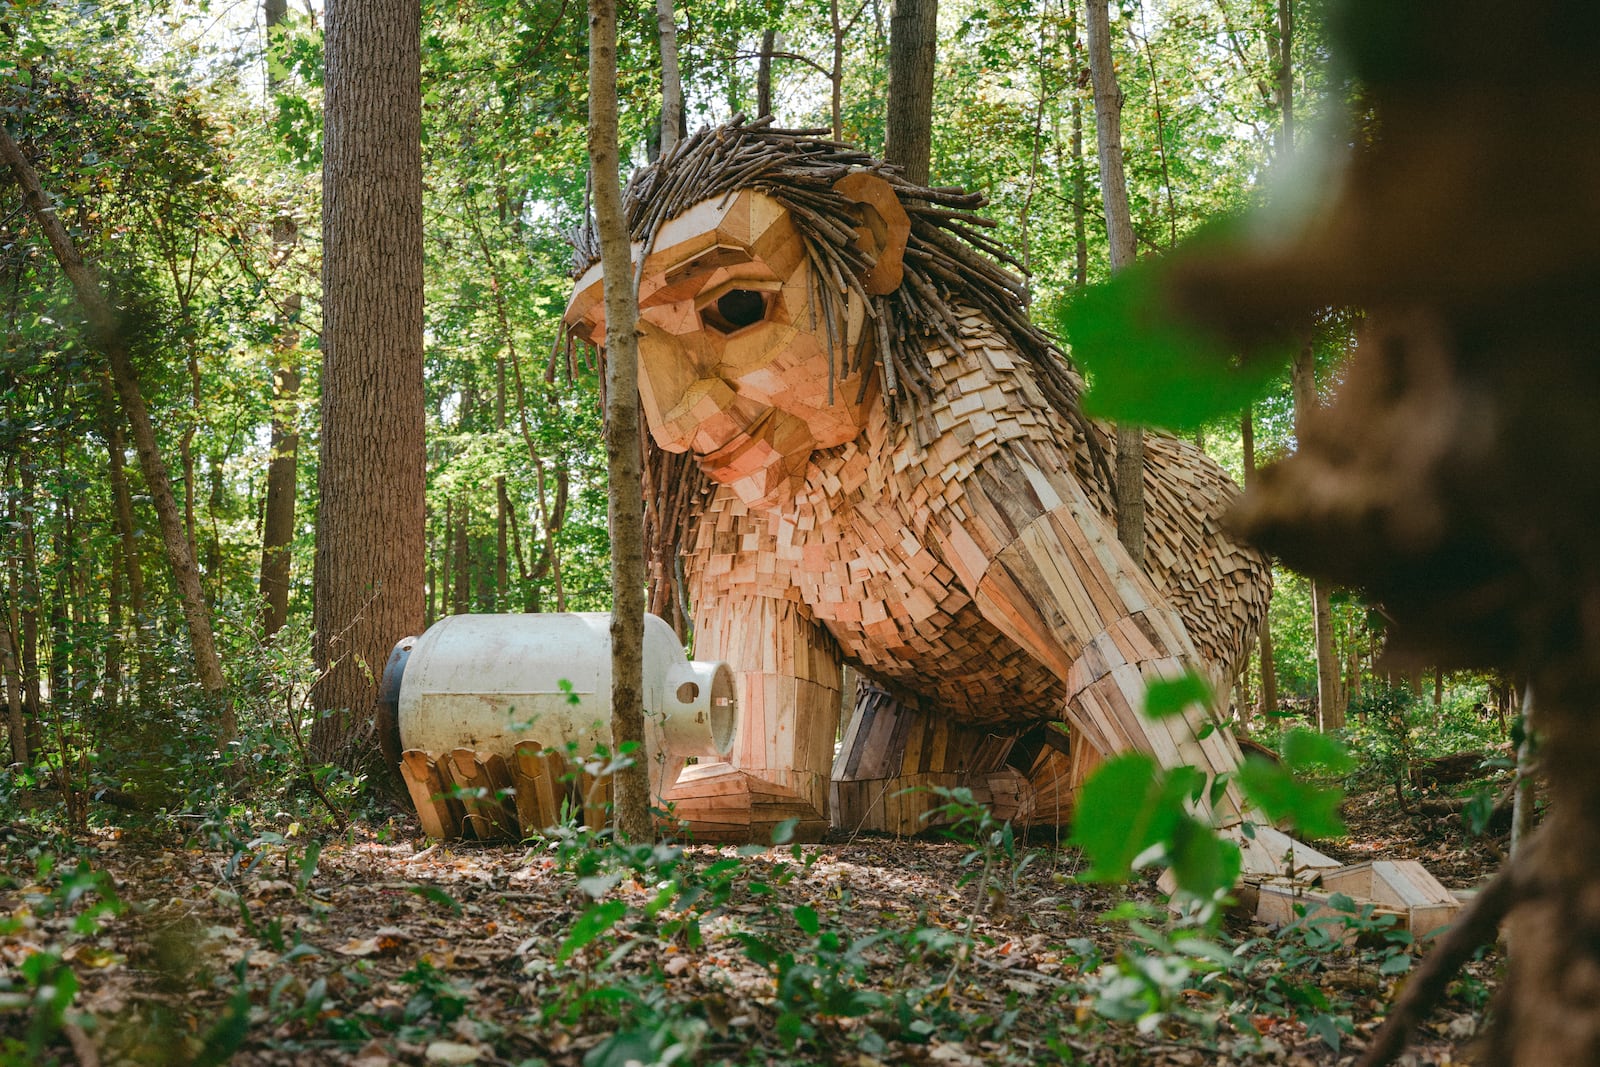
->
<box><xmin>701</xmin><ymin>289</ymin><xmax>769</xmax><ymax>334</ymax></box>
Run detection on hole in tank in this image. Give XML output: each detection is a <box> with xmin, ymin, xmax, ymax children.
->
<box><xmin>676</xmin><ymin>681</ymin><xmax>700</xmax><ymax>704</ymax></box>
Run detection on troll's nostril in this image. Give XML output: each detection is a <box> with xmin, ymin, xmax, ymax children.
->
<box><xmin>708</xmin><ymin>289</ymin><xmax>767</xmax><ymax>332</ymax></box>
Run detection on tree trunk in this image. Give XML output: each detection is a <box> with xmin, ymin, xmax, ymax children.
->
<box><xmin>452</xmin><ymin>493</ymin><xmax>471</xmax><ymax>616</ymax></box>
<box><xmin>1511</xmin><ymin>684</ymin><xmax>1536</xmax><ymax>860</ymax></box>
<box><xmin>48</xmin><ymin>497</ymin><xmax>71</xmax><ymax>721</ymax></box>
<box><xmin>656</xmin><ymin>0</ymin><xmax>683</xmax><ymax>157</ymax></box>
<box><xmin>0</xmin><ymin>123</ymin><xmax>234</xmax><ymax>741</ymax></box>
<box><xmin>258</xmin><ymin>0</ymin><xmax>302</xmax><ymax>641</ymax></box>
<box><xmin>312</xmin><ymin>0</ymin><xmax>425</xmax><ymax>774</ymax></box>
<box><xmin>829</xmin><ymin>0</ymin><xmax>844</xmax><ymax>140</ymax></box>
<box><xmin>757</xmin><ymin>29</ymin><xmax>777</xmax><ymax>117</ymax></box>
<box><xmin>1</xmin><ymin>606</ymin><xmax>25</xmax><ymax>766</ymax></box>
<box><xmin>1067</xmin><ymin>2</ymin><xmax>1089</xmax><ymax>289</ymax></box>
<box><xmin>1346</xmin><ymin>636</ymin><xmax>1362</xmax><ymax>709</ymax></box>
<box><xmin>105</xmin><ymin>538</ymin><xmax>123</xmax><ymax>717</ymax></box>
<box><xmin>883</xmin><ymin>0</ymin><xmax>937</xmax><ymax>185</ymax></box>
<box><xmin>590</xmin><ymin>0</ymin><xmax>653</xmax><ymax>843</ymax></box>
<box><xmin>1241</xmin><ymin>406</ymin><xmax>1277</xmax><ymax>717</ymax></box>
<box><xmin>439</xmin><ymin>495</ymin><xmax>453</xmax><ymax>612</ymax></box>
<box><xmin>259</xmin><ymin>295</ymin><xmax>301</xmax><ymax>640</ymax></box>
<box><xmin>259</xmin><ymin>302</ymin><xmax>301</xmax><ymax>640</ymax></box>
<box><xmin>1291</xmin><ymin>343</ymin><xmax>1341</xmax><ymax>730</ymax></box>
<box><xmin>1070</xmin><ymin>87</ymin><xmax>1089</xmax><ymax>288</ymax></box>
<box><xmin>1084</xmin><ymin>0</ymin><xmax>1145</xmax><ymax>568</ymax></box>
<box><xmin>101</xmin><ymin>378</ymin><xmax>149</xmax><ymax>695</ymax></box>
<box><xmin>1275</xmin><ymin>0</ymin><xmax>1294</xmax><ymax>162</ymax></box>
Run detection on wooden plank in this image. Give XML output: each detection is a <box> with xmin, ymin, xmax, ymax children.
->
<box><xmin>511</xmin><ymin>741</ymin><xmax>567</xmax><ymax>834</ymax></box>
<box><xmin>578</xmin><ymin>770</ymin><xmax>613</xmax><ymax>831</ymax></box>
<box><xmin>401</xmin><ymin>750</ymin><xmax>463</xmax><ymax>840</ymax></box>
<box><xmin>443</xmin><ymin>749</ymin><xmax>518</xmax><ymax>842</ymax></box>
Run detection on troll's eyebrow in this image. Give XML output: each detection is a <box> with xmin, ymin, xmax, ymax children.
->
<box><xmin>663</xmin><ymin>244</ymin><xmax>755</xmax><ymax>287</ymax></box>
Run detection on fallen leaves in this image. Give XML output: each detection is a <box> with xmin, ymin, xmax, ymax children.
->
<box><xmin>0</xmin><ymin>816</ymin><xmax>1502</xmax><ymax>1067</ymax></box>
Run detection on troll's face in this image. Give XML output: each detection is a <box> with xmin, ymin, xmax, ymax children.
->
<box><xmin>566</xmin><ymin>182</ymin><xmax>908</xmax><ymax>507</ymax></box>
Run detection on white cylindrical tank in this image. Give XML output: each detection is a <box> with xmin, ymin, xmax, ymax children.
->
<box><xmin>392</xmin><ymin>613</ymin><xmax>737</xmax><ymax>788</ymax></box>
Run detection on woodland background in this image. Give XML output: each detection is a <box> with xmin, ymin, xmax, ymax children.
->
<box><xmin>0</xmin><ymin>0</ymin><xmax>1524</xmax><ymax>1063</ymax></box>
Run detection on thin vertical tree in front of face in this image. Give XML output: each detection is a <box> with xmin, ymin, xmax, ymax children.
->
<box><xmin>311</xmin><ymin>0</ymin><xmax>426</xmax><ymax>773</ymax></box>
<box><xmin>589</xmin><ymin>0</ymin><xmax>653</xmax><ymax>843</ymax></box>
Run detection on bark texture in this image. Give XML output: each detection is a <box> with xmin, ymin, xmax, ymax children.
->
<box><xmin>1084</xmin><ymin>0</ymin><xmax>1145</xmax><ymax>568</ymax></box>
<box><xmin>312</xmin><ymin>0</ymin><xmax>425</xmax><ymax>772</ymax></box>
<box><xmin>883</xmin><ymin>0</ymin><xmax>938</xmax><ymax>186</ymax></box>
<box><xmin>1290</xmin><ymin>344</ymin><xmax>1342</xmax><ymax>728</ymax></box>
<box><xmin>1241</xmin><ymin>407</ymin><xmax>1276</xmax><ymax>718</ymax></box>
<box><xmin>655</xmin><ymin>0</ymin><xmax>682</xmax><ymax>156</ymax></box>
<box><xmin>258</xmin><ymin>0</ymin><xmax>303</xmax><ymax>641</ymax></box>
<box><xmin>589</xmin><ymin>0</ymin><xmax>653</xmax><ymax>842</ymax></box>
<box><xmin>0</xmin><ymin>122</ymin><xmax>234</xmax><ymax>741</ymax></box>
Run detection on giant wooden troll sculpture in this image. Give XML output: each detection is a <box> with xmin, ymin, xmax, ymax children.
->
<box><xmin>564</xmin><ymin>121</ymin><xmax>1269</xmax><ymax>843</ymax></box>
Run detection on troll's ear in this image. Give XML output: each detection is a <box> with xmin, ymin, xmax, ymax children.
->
<box><xmin>832</xmin><ymin>172</ymin><xmax>911</xmax><ymax>296</ymax></box>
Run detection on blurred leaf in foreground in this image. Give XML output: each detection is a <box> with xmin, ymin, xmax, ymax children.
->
<box><xmin>1057</xmin><ymin>238</ymin><xmax>1291</xmax><ymax>431</ymax></box>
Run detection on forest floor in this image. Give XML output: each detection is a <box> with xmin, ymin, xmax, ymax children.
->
<box><xmin>2</xmin><ymin>781</ymin><xmax>1507</xmax><ymax>1067</ymax></box>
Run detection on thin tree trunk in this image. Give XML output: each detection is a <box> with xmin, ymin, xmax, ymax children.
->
<box><xmin>1068</xmin><ymin>1</ymin><xmax>1088</xmax><ymax>289</ymax></box>
<box><xmin>1511</xmin><ymin>684</ymin><xmax>1537</xmax><ymax>860</ymax></box>
<box><xmin>496</xmin><ymin>492</ymin><xmax>509</xmax><ymax>614</ymax></box>
<box><xmin>49</xmin><ymin>484</ymin><xmax>71</xmax><ymax>720</ymax></box>
<box><xmin>1240</xmin><ymin>405</ymin><xmax>1278</xmax><ymax>723</ymax></box>
<box><xmin>1085</xmin><ymin>0</ymin><xmax>1144</xmax><ymax>568</ymax></box>
<box><xmin>426</xmin><ymin>505</ymin><xmax>437</xmax><ymax>626</ymax></box>
<box><xmin>1275</xmin><ymin>0</ymin><xmax>1294</xmax><ymax>162</ymax></box>
<box><xmin>101</xmin><ymin>376</ymin><xmax>149</xmax><ymax>692</ymax></box>
<box><xmin>19</xmin><ymin>460</ymin><xmax>44</xmax><ymax>757</ymax></box>
<box><xmin>883</xmin><ymin>0</ymin><xmax>938</xmax><ymax>185</ymax></box>
<box><xmin>439</xmin><ymin>496</ymin><xmax>453</xmax><ymax>613</ymax></box>
<box><xmin>105</xmin><ymin>539</ymin><xmax>123</xmax><ymax>717</ymax></box>
<box><xmin>1017</xmin><ymin>10</ymin><xmax>1051</xmax><ymax>278</ymax></box>
<box><xmin>757</xmin><ymin>29</ymin><xmax>777</xmax><ymax>116</ymax></box>
<box><xmin>1291</xmin><ymin>343</ymin><xmax>1341</xmax><ymax>730</ymax></box>
<box><xmin>1</xmin><ymin>495</ymin><xmax>27</xmax><ymax>764</ymax></box>
<box><xmin>312</xmin><ymin>0</ymin><xmax>426</xmax><ymax>773</ymax></box>
<box><xmin>259</xmin><ymin>332</ymin><xmax>301</xmax><ymax>638</ymax></box>
<box><xmin>258</xmin><ymin>0</ymin><xmax>302</xmax><ymax>640</ymax></box>
<box><xmin>0</xmin><ymin>123</ymin><xmax>234</xmax><ymax>741</ymax></box>
<box><xmin>1345</xmin><ymin>636</ymin><xmax>1362</xmax><ymax>709</ymax></box>
<box><xmin>656</xmin><ymin>0</ymin><xmax>683</xmax><ymax>157</ymax></box>
<box><xmin>0</xmin><ymin>618</ymin><xmax>23</xmax><ymax>766</ymax></box>
<box><xmin>590</xmin><ymin>0</ymin><xmax>652</xmax><ymax>842</ymax></box>
<box><xmin>452</xmin><ymin>493</ymin><xmax>471</xmax><ymax>616</ymax></box>
<box><xmin>181</xmin><ymin>357</ymin><xmax>200</xmax><ymax>568</ymax></box>
<box><xmin>829</xmin><ymin>0</ymin><xmax>844</xmax><ymax>140</ymax></box>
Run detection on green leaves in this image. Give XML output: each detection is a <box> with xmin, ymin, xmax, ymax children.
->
<box><xmin>557</xmin><ymin>899</ymin><xmax>628</xmax><ymax>963</ymax></box>
<box><xmin>1143</xmin><ymin>671</ymin><xmax>1213</xmax><ymax>720</ymax></box>
<box><xmin>1056</xmin><ymin>242</ymin><xmax>1290</xmax><ymax>431</ymax></box>
<box><xmin>1069</xmin><ymin>753</ymin><xmax>1239</xmax><ymax>899</ymax></box>
<box><xmin>1235</xmin><ymin>728</ymin><xmax>1355</xmax><ymax>840</ymax></box>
